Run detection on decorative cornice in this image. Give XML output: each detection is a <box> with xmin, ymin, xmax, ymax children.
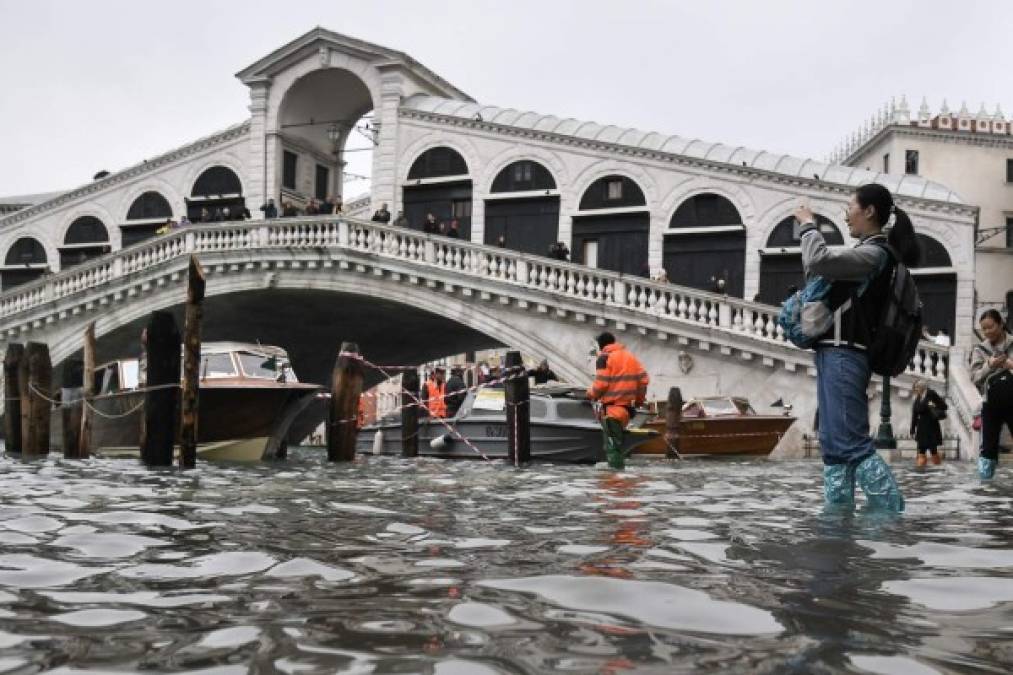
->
<box><xmin>844</xmin><ymin>123</ymin><xmax>1013</xmax><ymax>165</ymax></box>
<box><xmin>398</xmin><ymin>109</ymin><xmax>979</xmax><ymax>219</ymax></box>
<box><xmin>0</xmin><ymin>121</ymin><xmax>252</xmax><ymax>230</ymax></box>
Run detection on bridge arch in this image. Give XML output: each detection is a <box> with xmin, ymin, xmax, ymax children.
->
<box><xmin>482</xmin><ymin>158</ymin><xmax>560</xmax><ymax>256</ymax></box>
<box><xmin>569</xmin><ymin>165</ymin><xmax>654</xmax><ymax>276</ymax></box>
<box><xmin>400</xmin><ymin>139</ymin><xmax>477</xmax><ymax>239</ymax></box>
<box><xmin>757</xmin><ymin>213</ymin><xmax>843</xmax><ymax>304</ymax></box>
<box><xmin>913</xmin><ymin>232</ymin><xmax>956</xmax><ymax>339</ymax></box>
<box><xmin>1</xmin><ymin>236</ymin><xmax>50</xmax><ymax>291</ymax></box>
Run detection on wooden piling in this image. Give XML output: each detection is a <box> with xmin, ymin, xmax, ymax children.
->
<box><xmin>179</xmin><ymin>256</ymin><xmax>205</xmax><ymax>469</ymax></box>
<box><xmin>665</xmin><ymin>387</ymin><xmax>683</xmax><ymax>459</ymax></box>
<box><xmin>60</xmin><ymin>359</ymin><xmax>84</xmax><ymax>458</ymax></box>
<box><xmin>327</xmin><ymin>341</ymin><xmax>364</xmax><ymax>462</ymax></box>
<box><xmin>19</xmin><ymin>342</ymin><xmax>52</xmax><ymax>457</ymax></box>
<box><xmin>78</xmin><ymin>322</ymin><xmax>96</xmax><ymax>458</ymax></box>
<box><xmin>140</xmin><ymin>311</ymin><xmax>181</xmax><ymax>466</ymax></box>
<box><xmin>3</xmin><ymin>344</ymin><xmax>24</xmax><ymax>454</ymax></box>
<box><xmin>401</xmin><ymin>368</ymin><xmax>419</xmax><ymax>457</ymax></box>
<box><xmin>504</xmin><ymin>350</ymin><xmax>530</xmax><ymax>465</ymax></box>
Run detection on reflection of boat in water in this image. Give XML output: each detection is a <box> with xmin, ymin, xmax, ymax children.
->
<box><xmin>633</xmin><ymin>396</ymin><xmax>796</xmax><ymax>457</ymax></box>
<box><xmin>50</xmin><ymin>342</ymin><xmax>321</xmax><ymax>461</ymax></box>
<box><xmin>356</xmin><ymin>384</ymin><xmax>657</xmax><ymax>463</ymax></box>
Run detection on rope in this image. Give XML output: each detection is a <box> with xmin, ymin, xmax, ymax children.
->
<box><xmin>23</xmin><ymin>381</ymin><xmax>181</xmax><ymax>420</ymax></box>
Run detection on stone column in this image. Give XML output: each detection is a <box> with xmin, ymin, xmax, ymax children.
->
<box><xmin>246</xmin><ymin>79</ymin><xmax>271</xmax><ymax>220</ymax></box>
<box><xmin>371</xmin><ymin>70</ymin><xmax>404</xmax><ymax>215</ymax></box>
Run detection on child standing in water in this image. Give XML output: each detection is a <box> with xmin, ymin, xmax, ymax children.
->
<box><xmin>797</xmin><ymin>183</ymin><xmax>920</xmax><ymax>511</ymax></box>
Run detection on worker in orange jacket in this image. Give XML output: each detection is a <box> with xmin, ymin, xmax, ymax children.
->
<box><xmin>587</xmin><ymin>332</ymin><xmax>649</xmax><ymax>469</ymax></box>
<box><xmin>423</xmin><ymin>367</ymin><xmax>448</xmax><ymax>418</ymax></box>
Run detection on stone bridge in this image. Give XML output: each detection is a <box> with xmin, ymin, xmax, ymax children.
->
<box><xmin>0</xmin><ymin>215</ymin><xmax>965</xmax><ymax>454</ymax></box>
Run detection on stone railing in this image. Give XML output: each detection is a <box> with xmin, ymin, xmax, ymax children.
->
<box><xmin>0</xmin><ymin>215</ymin><xmax>950</xmax><ymax>384</ymax></box>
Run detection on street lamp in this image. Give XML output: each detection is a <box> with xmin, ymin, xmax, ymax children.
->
<box><xmin>325</xmin><ymin>124</ymin><xmax>342</xmax><ymax>154</ymax></box>
<box><xmin>874</xmin><ymin>376</ymin><xmax>897</xmax><ymax>449</ymax></box>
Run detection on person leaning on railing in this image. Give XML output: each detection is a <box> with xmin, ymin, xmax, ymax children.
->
<box><xmin>970</xmin><ymin>309</ymin><xmax>1013</xmax><ymax>479</ymax></box>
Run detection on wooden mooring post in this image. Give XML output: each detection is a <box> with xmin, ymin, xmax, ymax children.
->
<box><xmin>665</xmin><ymin>386</ymin><xmax>683</xmax><ymax>459</ymax></box>
<box><xmin>504</xmin><ymin>350</ymin><xmax>530</xmax><ymax>465</ymax></box>
<box><xmin>19</xmin><ymin>342</ymin><xmax>52</xmax><ymax>457</ymax></box>
<box><xmin>3</xmin><ymin>344</ymin><xmax>24</xmax><ymax>454</ymax></box>
<box><xmin>327</xmin><ymin>341</ymin><xmax>364</xmax><ymax>462</ymax></box>
<box><xmin>140</xmin><ymin>311</ymin><xmax>181</xmax><ymax>466</ymax></box>
<box><xmin>179</xmin><ymin>256</ymin><xmax>205</xmax><ymax>469</ymax></box>
<box><xmin>401</xmin><ymin>367</ymin><xmax>419</xmax><ymax>457</ymax></box>
<box><xmin>60</xmin><ymin>359</ymin><xmax>84</xmax><ymax>458</ymax></box>
<box><xmin>78</xmin><ymin>322</ymin><xmax>96</xmax><ymax>458</ymax></box>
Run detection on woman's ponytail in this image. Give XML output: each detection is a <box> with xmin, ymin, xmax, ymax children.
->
<box><xmin>888</xmin><ymin>206</ymin><xmax>921</xmax><ymax>267</ymax></box>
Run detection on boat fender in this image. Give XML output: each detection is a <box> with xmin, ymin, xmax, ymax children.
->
<box><xmin>430</xmin><ymin>433</ymin><xmax>454</xmax><ymax>451</ymax></box>
<box><xmin>372</xmin><ymin>430</ymin><xmax>384</xmax><ymax>455</ymax></box>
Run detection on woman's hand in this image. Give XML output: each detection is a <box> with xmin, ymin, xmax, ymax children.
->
<box><xmin>989</xmin><ymin>354</ymin><xmax>1007</xmax><ymax>369</ymax></box>
<box><xmin>794</xmin><ymin>205</ymin><xmax>815</xmax><ymax>226</ymax></box>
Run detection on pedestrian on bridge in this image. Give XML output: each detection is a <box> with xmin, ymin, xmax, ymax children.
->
<box><xmin>797</xmin><ymin>183</ymin><xmax>919</xmax><ymax>511</ymax></box>
<box><xmin>372</xmin><ymin>203</ymin><xmax>391</xmax><ymax>223</ymax></box>
<box><xmin>587</xmin><ymin>332</ymin><xmax>649</xmax><ymax>470</ymax></box>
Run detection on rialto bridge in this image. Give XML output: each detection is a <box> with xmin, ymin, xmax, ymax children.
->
<box><xmin>0</xmin><ymin>28</ymin><xmax>984</xmax><ymax>454</ymax></box>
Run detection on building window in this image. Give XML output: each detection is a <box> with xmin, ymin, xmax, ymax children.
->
<box><xmin>883</xmin><ymin>153</ymin><xmax>890</xmax><ymax>173</ymax></box>
<box><xmin>282</xmin><ymin>151</ymin><xmax>298</xmax><ymax>190</ymax></box>
<box><xmin>452</xmin><ymin>200</ymin><xmax>471</xmax><ymax>219</ymax></box>
<box><xmin>1007</xmin><ymin>215</ymin><xmax>1013</xmax><ymax>249</ymax></box>
<box><xmin>1007</xmin><ymin>158</ymin><xmax>1013</xmax><ymax>183</ymax></box>
<box><xmin>905</xmin><ymin>150</ymin><xmax>919</xmax><ymax>175</ymax></box>
<box><xmin>513</xmin><ymin>162</ymin><xmax>533</xmax><ymax>183</ymax></box>
<box><xmin>606</xmin><ymin>180</ymin><xmax>623</xmax><ymax>201</ymax></box>
<box><xmin>315</xmin><ymin>164</ymin><xmax>329</xmax><ymax>200</ymax></box>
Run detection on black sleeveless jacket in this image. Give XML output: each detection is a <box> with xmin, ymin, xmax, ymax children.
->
<box><xmin>814</xmin><ymin>235</ymin><xmax>893</xmax><ymax>350</ymax></box>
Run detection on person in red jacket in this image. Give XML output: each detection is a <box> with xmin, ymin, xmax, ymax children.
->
<box><xmin>587</xmin><ymin>332</ymin><xmax>649</xmax><ymax>469</ymax></box>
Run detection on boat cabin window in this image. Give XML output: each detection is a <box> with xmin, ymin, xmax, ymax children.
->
<box><xmin>682</xmin><ymin>402</ymin><xmax>704</xmax><ymax>417</ymax></box>
<box><xmin>529</xmin><ymin>399</ymin><xmax>548</xmax><ymax>419</ymax></box>
<box><xmin>702</xmin><ymin>399</ymin><xmax>739</xmax><ymax>416</ymax></box>
<box><xmin>556</xmin><ymin>400</ymin><xmax>592</xmax><ymax>420</ymax></box>
<box><xmin>237</xmin><ymin>351</ymin><xmax>286</xmax><ymax>380</ymax></box>
<box><xmin>201</xmin><ymin>353</ymin><xmax>237</xmax><ymax>379</ymax></box>
<box><xmin>120</xmin><ymin>360</ymin><xmax>140</xmax><ymax>390</ymax></box>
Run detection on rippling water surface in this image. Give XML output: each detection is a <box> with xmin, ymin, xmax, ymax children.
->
<box><xmin>0</xmin><ymin>450</ymin><xmax>1010</xmax><ymax>674</ymax></box>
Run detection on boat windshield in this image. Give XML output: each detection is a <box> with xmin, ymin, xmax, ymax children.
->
<box><xmin>701</xmin><ymin>398</ymin><xmax>740</xmax><ymax>416</ymax></box>
<box><xmin>201</xmin><ymin>353</ymin><xmax>237</xmax><ymax>378</ymax></box>
<box><xmin>236</xmin><ymin>351</ymin><xmax>290</xmax><ymax>381</ymax></box>
<box><xmin>733</xmin><ymin>399</ymin><xmax>756</xmax><ymax>415</ymax></box>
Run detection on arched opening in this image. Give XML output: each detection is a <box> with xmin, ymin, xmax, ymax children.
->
<box><xmin>60</xmin><ymin>216</ymin><xmax>110</xmax><ymax>269</ymax></box>
<box><xmin>122</xmin><ymin>191</ymin><xmax>173</xmax><ymax>247</ymax></box>
<box><xmin>664</xmin><ymin>193</ymin><xmax>746</xmax><ymax>296</ymax></box>
<box><xmin>912</xmin><ymin>233</ymin><xmax>956</xmax><ymax>339</ymax></box>
<box><xmin>277</xmin><ymin>68</ymin><xmax>374</xmax><ymax>215</ymax></box>
<box><xmin>572</xmin><ymin>175</ymin><xmax>648</xmax><ymax>275</ymax></box>
<box><xmin>187</xmin><ymin>167</ymin><xmax>245</xmax><ymax>224</ymax></box>
<box><xmin>402</xmin><ymin>147</ymin><xmax>472</xmax><ymax>239</ymax></box>
<box><xmin>484</xmin><ymin>160</ymin><xmax>559</xmax><ymax>255</ymax></box>
<box><xmin>2</xmin><ymin>237</ymin><xmax>48</xmax><ymax>290</ymax></box>
<box><xmin>757</xmin><ymin>215</ymin><xmax>843</xmax><ymax>304</ymax></box>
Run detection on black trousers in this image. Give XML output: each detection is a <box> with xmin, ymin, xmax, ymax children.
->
<box><xmin>980</xmin><ymin>400</ymin><xmax>1013</xmax><ymax>461</ymax></box>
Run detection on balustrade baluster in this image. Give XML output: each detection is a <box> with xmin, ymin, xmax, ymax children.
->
<box><xmin>708</xmin><ymin>303</ymin><xmax>719</xmax><ymax>325</ymax></box>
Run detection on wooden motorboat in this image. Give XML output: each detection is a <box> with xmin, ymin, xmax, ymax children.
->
<box><xmin>49</xmin><ymin>342</ymin><xmax>322</xmax><ymax>461</ymax></box>
<box><xmin>357</xmin><ymin>384</ymin><xmax>657</xmax><ymax>463</ymax></box>
<box><xmin>632</xmin><ymin>396</ymin><xmax>795</xmax><ymax>457</ymax></box>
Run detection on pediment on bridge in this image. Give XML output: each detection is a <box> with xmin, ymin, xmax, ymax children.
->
<box><xmin>235</xmin><ymin>27</ymin><xmax>472</xmax><ymax>102</ymax></box>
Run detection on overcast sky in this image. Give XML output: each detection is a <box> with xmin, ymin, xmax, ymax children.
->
<box><xmin>1</xmin><ymin>0</ymin><xmax>1010</xmax><ymax>197</ymax></box>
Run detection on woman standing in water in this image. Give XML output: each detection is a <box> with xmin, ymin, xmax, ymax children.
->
<box><xmin>910</xmin><ymin>380</ymin><xmax>947</xmax><ymax>466</ymax></box>
<box><xmin>796</xmin><ymin>183</ymin><xmax>919</xmax><ymax>511</ymax></box>
<box><xmin>971</xmin><ymin>309</ymin><xmax>1013</xmax><ymax>479</ymax></box>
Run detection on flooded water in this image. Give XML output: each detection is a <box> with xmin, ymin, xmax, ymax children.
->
<box><xmin>0</xmin><ymin>450</ymin><xmax>1010</xmax><ymax>674</ymax></box>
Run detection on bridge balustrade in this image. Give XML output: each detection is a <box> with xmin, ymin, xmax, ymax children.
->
<box><xmin>0</xmin><ymin>215</ymin><xmax>950</xmax><ymax>384</ymax></box>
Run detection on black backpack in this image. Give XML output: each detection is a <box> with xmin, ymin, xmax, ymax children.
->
<box><xmin>861</xmin><ymin>242</ymin><xmax>924</xmax><ymax>377</ymax></box>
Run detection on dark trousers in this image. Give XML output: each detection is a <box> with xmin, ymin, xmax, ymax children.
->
<box><xmin>980</xmin><ymin>400</ymin><xmax>1013</xmax><ymax>462</ymax></box>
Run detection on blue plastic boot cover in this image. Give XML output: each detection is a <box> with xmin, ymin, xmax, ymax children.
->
<box><xmin>855</xmin><ymin>454</ymin><xmax>905</xmax><ymax>512</ymax></box>
<box><xmin>977</xmin><ymin>456</ymin><xmax>997</xmax><ymax>480</ymax></box>
<box><xmin>823</xmin><ymin>464</ymin><xmax>855</xmax><ymax>505</ymax></box>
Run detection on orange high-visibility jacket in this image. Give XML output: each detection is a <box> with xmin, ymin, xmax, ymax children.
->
<box><xmin>587</xmin><ymin>343</ymin><xmax>649</xmax><ymax>425</ymax></box>
<box><xmin>425</xmin><ymin>379</ymin><xmax>447</xmax><ymax>418</ymax></box>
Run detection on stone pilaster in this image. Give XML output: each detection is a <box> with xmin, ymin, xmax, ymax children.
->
<box><xmin>372</xmin><ymin>73</ymin><xmax>403</xmax><ymax>214</ymax></box>
<box><xmin>246</xmin><ymin>80</ymin><xmax>271</xmax><ymax>219</ymax></box>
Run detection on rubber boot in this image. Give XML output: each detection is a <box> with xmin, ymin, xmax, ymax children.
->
<box><xmin>603</xmin><ymin>418</ymin><xmax>625</xmax><ymax>470</ymax></box>
<box><xmin>978</xmin><ymin>456</ymin><xmax>997</xmax><ymax>480</ymax></box>
<box><xmin>854</xmin><ymin>454</ymin><xmax>905</xmax><ymax>512</ymax></box>
<box><xmin>823</xmin><ymin>464</ymin><xmax>855</xmax><ymax>507</ymax></box>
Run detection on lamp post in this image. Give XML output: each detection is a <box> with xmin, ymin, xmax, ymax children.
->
<box><xmin>874</xmin><ymin>375</ymin><xmax>897</xmax><ymax>449</ymax></box>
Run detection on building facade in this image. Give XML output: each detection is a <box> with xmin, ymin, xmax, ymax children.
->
<box><xmin>832</xmin><ymin>96</ymin><xmax>1013</xmax><ymax>328</ymax></box>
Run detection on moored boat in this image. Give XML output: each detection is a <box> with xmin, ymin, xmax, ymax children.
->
<box><xmin>632</xmin><ymin>396</ymin><xmax>795</xmax><ymax>457</ymax></box>
<box><xmin>356</xmin><ymin>384</ymin><xmax>657</xmax><ymax>462</ymax></box>
<box><xmin>50</xmin><ymin>342</ymin><xmax>322</xmax><ymax>461</ymax></box>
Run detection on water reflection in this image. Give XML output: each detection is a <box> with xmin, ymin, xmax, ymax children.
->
<box><xmin>0</xmin><ymin>452</ymin><xmax>1009</xmax><ymax>672</ymax></box>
